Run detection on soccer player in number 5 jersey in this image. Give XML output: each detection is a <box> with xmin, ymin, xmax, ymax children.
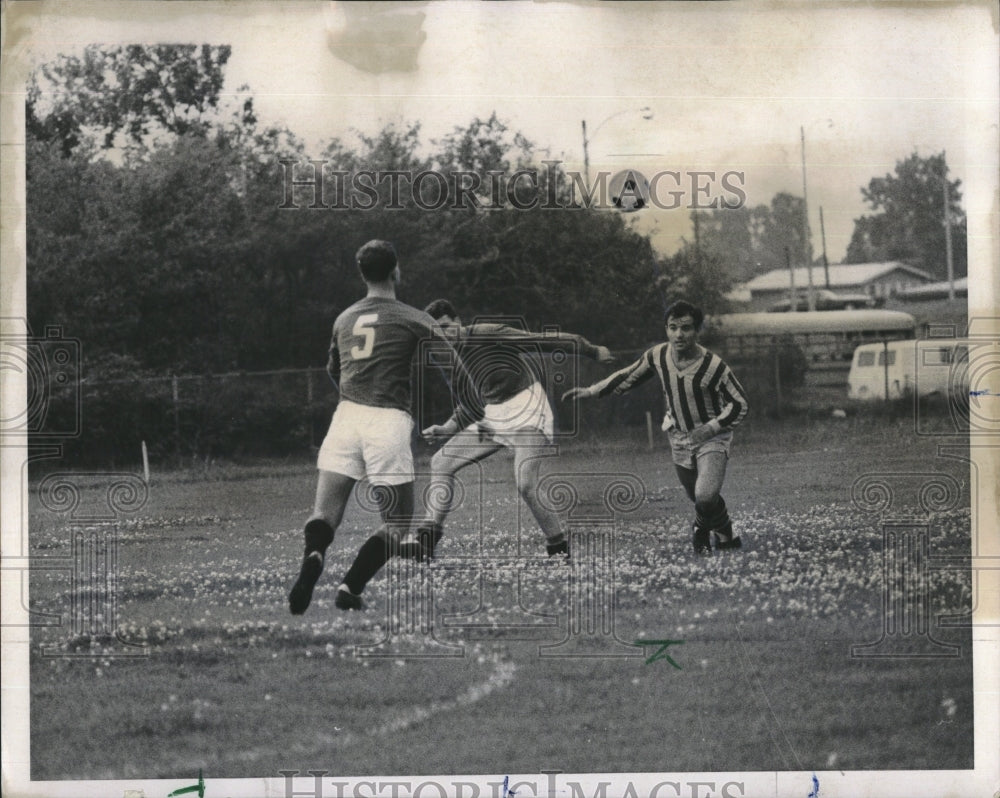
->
<box><xmin>288</xmin><ymin>240</ymin><xmax>463</xmax><ymax>614</ymax></box>
<box><xmin>563</xmin><ymin>300</ymin><xmax>749</xmax><ymax>555</ymax></box>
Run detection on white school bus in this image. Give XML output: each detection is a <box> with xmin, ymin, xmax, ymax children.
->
<box><xmin>708</xmin><ymin>310</ymin><xmax>917</xmax><ymax>362</ymax></box>
<box><xmin>847</xmin><ymin>339</ymin><xmax>969</xmax><ymax>400</ymax></box>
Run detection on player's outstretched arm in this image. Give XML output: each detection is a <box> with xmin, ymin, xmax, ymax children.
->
<box><xmin>481</xmin><ymin>323</ymin><xmax>615</xmax><ymax>363</ymax></box>
<box><xmin>561</xmin><ymin>384</ymin><xmax>599</xmax><ymax>402</ymax></box>
<box><xmin>562</xmin><ymin>349</ymin><xmax>654</xmax><ymax>404</ymax></box>
<box><xmin>422</xmin><ymin>416</ymin><xmax>461</xmax><ymax>443</ymax></box>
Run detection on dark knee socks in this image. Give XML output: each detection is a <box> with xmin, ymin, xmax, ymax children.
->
<box><xmin>342</xmin><ymin>535</ymin><xmax>398</xmax><ymax>595</ymax></box>
<box><xmin>694</xmin><ymin>496</ymin><xmax>730</xmax><ymax>532</ymax></box>
<box><xmin>303</xmin><ymin>518</ymin><xmax>334</xmax><ymax>557</ymax></box>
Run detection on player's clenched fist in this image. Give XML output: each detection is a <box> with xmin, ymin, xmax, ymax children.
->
<box><xmin>685</xmin><ymin>422</ymin><xmax>718</xmax><ymax>446</ymax></box>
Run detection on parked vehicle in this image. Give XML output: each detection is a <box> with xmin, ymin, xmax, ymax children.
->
<box><xmin>847</xmin><ymin>339</ymin><xmax>969</xmax><ymax>400</ymax></box>
<box><xmin>707</xmin><ymin>309</ymin><xmax>916</xmax><ymax>362</ymax></box>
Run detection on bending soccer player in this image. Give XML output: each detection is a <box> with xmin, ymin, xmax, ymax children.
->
<box><xmin>563</xmin><ymin>300</ymin><xmax>749</xmax><ymax>555</ymax></box>
<box><xmin>288</xmin><ymin>241</ymin><xmax>464</xmax><ymax>614</ymax></box>
<box><xmin>403</xmin><ymin>300</ymin><xmax>615</xmax><ymax>561</ymax></box>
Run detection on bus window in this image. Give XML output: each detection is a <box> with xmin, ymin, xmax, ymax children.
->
<box><xmin>878</xmin><ymin>350</ymin><xmax>897</xmax><ymax>366</ymax></box>
<box><xmin>858</xmin><ymin>351</ymin><xmax>876</xmax><ymax>367</ymax></box>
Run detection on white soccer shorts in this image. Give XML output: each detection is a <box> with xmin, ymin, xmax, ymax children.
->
<box><xmin>470</xmin><ymin>381</ymin><xmax>555</xmax><ymax>446</ymax></box>
<box><xmin>317</xmin><ymin>400</ymin><xmax>414</xmax><ymax>484</ymax></box>
<box><xmin>667</xmin><ymin>427</ymin><xmax>734</xmax><ymax>470</ymax></box>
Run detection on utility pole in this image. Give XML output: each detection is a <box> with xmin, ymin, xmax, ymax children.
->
<box><xmin>942</xmin><ymin>154</ymin><xmax>955</xmax><ymax>301</ymax></box>
<box><xmin>581</xmin><ymin>108</ymin><xmax>653</xmax><ymax>192</ymax></box>
<box><xmin>820</xmin><ymin>206</ymin><xmax>831</xmax><ymax>289</ymax></box>
<box><xmin>693</xmin><ymin>210</ymin><xmax>702</xmax><ymax>269</ymax></box>
<box><xmin>801</xmin><ymin>126</ymin><xmax>815</xmax><ymax>311</ymax></box>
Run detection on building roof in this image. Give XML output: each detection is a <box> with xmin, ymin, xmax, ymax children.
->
<box><xmin>744</xmin><ymin>261</ymin><xmax>935</xmax><ymax>292</ymax></box>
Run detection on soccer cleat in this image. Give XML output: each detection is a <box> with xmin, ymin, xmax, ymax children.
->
<box><xmin>334</xmin><ymin>583</ymin><xmax>365</xmax><ymax>611</ymax></box>
<box><xmin>692</xmin><ymin>524</ymin><xmax>712</xmax><ymax>556</ymax></box>
<box><xmin>289</xmin><ymin>551</ymin><xmax>324</xmax><ymax>615</ymax></box>
<box><xmin>400</xmin><ymin>523</ymin><xmax>444</xmax><ymax>562</ymax></box>
<box><xmin>712</xmin><ymin>521</ymin><xmax>742</xmax><ymax>551</ymax></box>
<box><xmin>546</xmin><ymin>538</ymin><xmax>570</xmax><ymax>560</ymax></box>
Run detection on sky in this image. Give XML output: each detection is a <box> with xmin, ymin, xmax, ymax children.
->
<box><xmin>6</xmin><ymin>0</ymin><xmax>999</xmax><ymax>266</ymax></box>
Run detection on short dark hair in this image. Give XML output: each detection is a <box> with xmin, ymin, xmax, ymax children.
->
<box><xmin>356</xmin><ymin>240</ymin><xmax>398</xmax><ymax>282</ymax></box>
<box><xmin>664</xmin><ymin>300</ymin><xmax>704</xmax><ymax>330</ymax></box>
<box><xmin>424</xmin><ymin>299</ymin><xmax>457</xmax><ymax>320</ymax></box>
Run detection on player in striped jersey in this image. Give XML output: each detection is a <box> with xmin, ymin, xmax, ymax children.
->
<box><xmin>563</xmin><ymin>300</ymin><xmax>748</xmax><ymax>555</ymax></box>
<box><xmin>402</xmin><ymin>299</ymin><xmax>615</xmax><ymax>561</ymax></box>
<box><xmin>288</xmin><ymin>240</ymin><xmax>464</xmax><ymax>614</ymax></box>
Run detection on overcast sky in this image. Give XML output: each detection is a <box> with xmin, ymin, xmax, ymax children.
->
<box><xmin>8</xmin><ymin>0</ymin><xmax>999</xmax><ymax>265</ymax></box>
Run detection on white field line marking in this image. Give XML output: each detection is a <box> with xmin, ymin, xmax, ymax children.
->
<box><xmin>226</xmin><ymin>656</ymin><xmax>518</xmax><ymax>765</ymax></box>
<box><xmin>364</xmin><ymin>657</ymin><xmax>517</xmax><ymax>741</ymax></box>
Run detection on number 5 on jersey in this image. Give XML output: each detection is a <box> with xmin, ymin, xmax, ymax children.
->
<box><xmin>350</xmin><ymin>313</ymin><xmax>378</xmax><ymax>359</ymax></box>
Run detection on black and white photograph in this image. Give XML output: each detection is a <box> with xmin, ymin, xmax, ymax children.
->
<box><xmin>2</xmin><ymin>2</ymin><xmax>998</xmax><ymax>797</ymax></box>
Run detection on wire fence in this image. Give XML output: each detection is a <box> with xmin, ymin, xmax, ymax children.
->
<box><xmin>32</xmin><ymin>343</ymin><xmax>842</xmax><ymax>469</ymax></box>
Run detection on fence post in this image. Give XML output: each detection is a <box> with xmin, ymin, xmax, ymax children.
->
<box><xmin>773</xmin><ymin>345</ymin><xmax>783</xmax><ymax>415</ymax></box>
<box><xmin>882</xmin><ymin>340</ymin><xmax>890</xmax><ymax>402</ymax></box>
<box><xmin>172</xmin><ymin>375</ymin><xmax>181</xmax><ymax>466</ymax></box>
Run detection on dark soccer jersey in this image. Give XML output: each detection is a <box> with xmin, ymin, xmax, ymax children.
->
<box><xmin>447</xmin><ymin>323</ymin><xmax>603</xmax><ymax>426</ymax></box>
<box><xmin>593</xmin><ymin>343</ymin><xmax>749</xmax><ymax>433</ymax></box>
<box><xmin>327</xmin><ymin>297</ymin><xmax>440</xmax><ymax>413</ymax></box>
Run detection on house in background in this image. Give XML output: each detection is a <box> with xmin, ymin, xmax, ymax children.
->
<box><xmin>737</xmin><ymin>261</ymin><xmax>936</xmax><ymax>311</ymax></box>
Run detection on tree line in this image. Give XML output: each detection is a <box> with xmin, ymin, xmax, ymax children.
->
<box><xmin>27</xmin><ymin>46</ymin><xmax>678</xmax><ymax>384</ymax></box>
<box><xmin>28</xmin><ymin>44</ymin><xmax>966</xmax><ymax>381</ymax></box>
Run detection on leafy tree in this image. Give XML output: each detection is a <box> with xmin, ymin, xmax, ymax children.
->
<box><xmin>845</xmin><ymin>151</ymin><xmax>966</xmax><ymax>277</ymax></box>
<box><xmin>27</xmin><ymin>69</ymin><xmax>681</xmax><ymax>379</ymax></box>
<box><xmin>691</xmin><ymin>206</ymin><xmax>756</xmax><ymax>282</ymax></box>
<box><xmin>434</xmin><ymin>113</ymin><xmax>534</xmax><ymax>175</ymax></box>
<box><xmin>28</xmin><ymin>44</ymin><xmax>233</xmax><ymax>155</ymax></box>
<box><xmin>657</xmin><ymin>218</ymin><xmax>733</xmax><ymax>319</ymax></box>
<box><xmin>757</xmin><ymin>192</ymin><xmax>811</xmax><ymax>272</ymax></box>
<box><xmin>690</xmin><ymin>193</ymin><xmax>811</xmax><ymax>285</ymax></box>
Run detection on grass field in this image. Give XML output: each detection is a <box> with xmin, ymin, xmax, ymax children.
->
<box><xmin>26</xmin><ymin>414</ymin><xmax>975</xmax><ymax>780</ymax></box>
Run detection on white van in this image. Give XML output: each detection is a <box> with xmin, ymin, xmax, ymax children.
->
<box><xmin>847</xmin><ymin>340</ymin><xmax>969</xmax><ymax>400</ymax></box>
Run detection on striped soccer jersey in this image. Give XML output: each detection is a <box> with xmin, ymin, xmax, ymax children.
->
<box><xmin>593</xmin><ymin>343</ymin><xmax>749</xmax><ymax>433</ymax></box>
<box><xmin>327</xmin><ymin>296</ymin><xmax>441</xmax><ymax>413</ymax></box>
